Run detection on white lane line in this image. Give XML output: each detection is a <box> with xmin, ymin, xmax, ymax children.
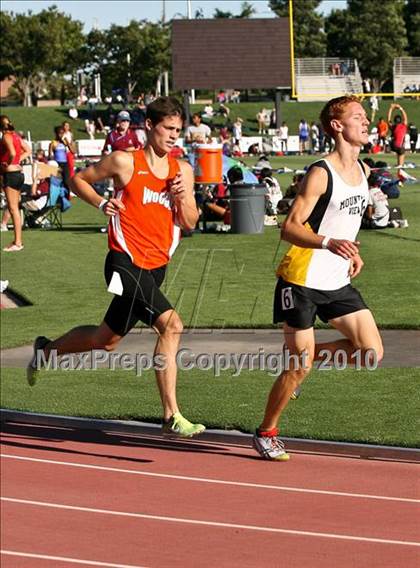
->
<box><xmin>1</xmin><ymin>453</ymin><xmax>419</xmax><ymax>504</ymax></box>
<box><xmin>0</xmin><ymin>550</ymin><xmax>148</xmax><ymax>567</ymax></box>
<box><xmin>3</xmin><ymin>497</ymin><xmax>420</xmax><ymax>548</ymax></box>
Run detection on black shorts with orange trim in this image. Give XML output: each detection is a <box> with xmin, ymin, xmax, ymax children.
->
<box><xmin>273</xmin><ymin>277</ymin><xmax>368</xmax><ymax>330</ymax></box>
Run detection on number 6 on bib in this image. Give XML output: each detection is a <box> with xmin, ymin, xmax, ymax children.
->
<box><xmin>281</xmin><ymin>287</ymin><xmax>294</xmax><ymax>310</ymax></box>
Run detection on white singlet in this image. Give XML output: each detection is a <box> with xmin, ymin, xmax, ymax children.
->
<box><xmin>277</xmin><ymin>159</ymin><xmax>369</xmax><ymax>291</ymax></box>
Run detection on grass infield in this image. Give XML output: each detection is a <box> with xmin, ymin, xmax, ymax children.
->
<box><xmin>1</xmin><ymin>155</ymin><xmax>419</xmax><ymax>350</ymax></box>
<box><xmin>1</xmin><ymin>366</ymin><xmax>419</xmax><ymax>447</ymax></box>
<box><xmin>4</xmin><ymin>99</ymin><xmax>420</xmax><ymax>142</ymax></box>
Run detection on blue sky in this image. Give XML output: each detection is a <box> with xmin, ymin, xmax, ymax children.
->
<box><xmin>3</xmin><ymin>1</ymin><xmax>347</xmax><ymax>30</ymax></box>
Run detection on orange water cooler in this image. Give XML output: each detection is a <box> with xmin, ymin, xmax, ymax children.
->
<box><xmin>194</xmin><ymin>144</ymin><xmax>223</xmax><ymax>184</ymax></box>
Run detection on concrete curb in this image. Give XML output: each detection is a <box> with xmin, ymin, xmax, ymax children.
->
<box><xmin>1</xmin><ymin>409</ymin><xmax>419</xmax><ymax>463</ymax></box>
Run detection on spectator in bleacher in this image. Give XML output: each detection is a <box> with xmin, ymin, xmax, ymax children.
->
<box><xmin>298</xmin><ymin>119</ymin><xmax>310</xmax><ymax>155</ymax></box>
<box><xmin>231</xmin><ymin>90</ymin><xmax>241</xmax><ymax>103</ymax></box>
<box><xmin>184</xmin><ymin>113</ymin><xmax>212</xmax><ymax>145</ymax></box>
<box><xmin>278</xmin><ymin>121</ymin><xmax>289</xmax><ymax>154</ymax></box>
<box><xmin>102</xmin><ymin>111</ymin><xmax>142</xmax><ymax>155</ymax></box>
<box><xmin>408</xmin><ymin>122</ymin><xmax>418</xmax><ymax>153</ymax></box>
<box><xmin>0</xmin><ymin>115</ymin><xmax>31</xmax><ymax>251</ymax></box>
<box><xmin>340</xmin><ymin>61</ymin><xmax>349</xmax><ymax>76</ymax></box>
<box><xmin>387</xmin><ymin>103</ymin><xmax>408</xmax><ymax>167</ymax></box>
<box><xmin>376</xmin><ymin>117</ymin><xmax>389</xmax><ymax>150</ymax></box>
<box><xmin>49</xmin><ymin>125</ymin><xmax>72</xmax><ymax>194</ymax></box>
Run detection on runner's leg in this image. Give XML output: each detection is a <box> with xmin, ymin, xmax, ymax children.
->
<box><xmin>152</xmin><ymin>309</ymin><xmax>183</xmax><ymax>420</ymax></box>
<box><xmin>260</xmin><ymin>324</ymin><xmax>315</xmax><ymax>430</ymax></box>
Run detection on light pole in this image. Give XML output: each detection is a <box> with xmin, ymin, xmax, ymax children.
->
<box><xmin>187</xmin><ymin>0</ymin><xmax>195</xmax><ymax>104</ymax></box>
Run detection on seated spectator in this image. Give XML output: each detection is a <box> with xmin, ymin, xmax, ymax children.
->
<box><xmin>218</xmin><ymin>103</ymin><xmax>230</xmax><ymax>120</ymax></box>
<box><xmin>199</xmin><ymin>181</ymin><xmax>231</xmax><ymax>229</ymax></box>
<box><xmin>248</xmin><ymin>142</ymin><xmax>260</xmax><ymax>155</ymax></box>
<box><xmin>202</xmin><ymin>104</ymin><xmax>214</xmax><ymax>120</ymax></box>
<box><xmin>254</xmin><ymin>154</ymin><xmax>272</xmax><ymax>171</ymax></box>
<box><xmin>68</xmin><ymin>107</ymin><xmax>78</xmax><ymax>120</ymax></box>
<box><xmin>277</xmin><ymin>173</ymin><xmax>304</xmax><ymax>214</ymax></box>
<box><xmin>362</xmin><ymin>173</ymin><xmax>407</xmax><ymax>229</ymax></box>
<box><xmin>226</xmin><ymin>165</ymin><xmax>244</xmax><ymax>185</ymax></box>
<box><xmin>184</xmin><ymin>113</ymin><xmax>212</xmax><ymax>145</ymax></box>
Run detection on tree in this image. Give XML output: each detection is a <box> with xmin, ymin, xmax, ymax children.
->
<box><xmin>269</xmin><ymin>0</ymin><xmax>326</xmax><ymax>57</ymax></box>
<box><xmin>89</xmin><ymin>20</ymin><xmax>170</xmax><ymax>99</ymax></box>
<box><xmin>403</xmin><ymin>0</ymin><xmax>420</xmax><ymax>56</ymax></box>
<box><xmin>0</xmin><ymin>6</ymin><xmax>86</xmax><ymax>106</ymax></box>
<box><xmin>324</xmin><ymin>8</ymin><xmax>352</xmax><ymax>60</ymax></box>
<box><xmin>214</xmin><ymin>2</ymin><xmax>256</xmax><ymax>18</ymax></box>
<box><xmin>326</xmin><ymin>0</ymin><xmax>408</xmax><ymax>90</ymax></box>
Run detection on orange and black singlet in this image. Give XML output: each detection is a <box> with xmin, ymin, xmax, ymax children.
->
<box><xmin>108</xmin><ymin>149</ymin><xmax>181</xmax><ymax>270</ymax></box>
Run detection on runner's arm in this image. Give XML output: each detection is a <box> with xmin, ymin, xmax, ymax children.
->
<box><xmin>281</xmin><ymin>166</ymin><xmax>360</xmax><ymax>259</ymax></box>
<box><xmin>170</xmin><ymin>160</ymin><xmax>199</xmax><ymax>230</ymax></box>
<box><xmin>69</xmin><ymin>151</ymin><xmax>128</xmax><ymax>215</ymax></box>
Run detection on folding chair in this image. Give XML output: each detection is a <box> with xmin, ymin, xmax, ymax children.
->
<box><xmin>23</xmin><ymin>176</ymin><xmax>70</xmax><ymax>230</ymax></box>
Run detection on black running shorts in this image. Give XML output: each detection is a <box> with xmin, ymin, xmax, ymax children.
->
<box><xmin>104</xmin><ymin>250</ymin><xmax>172</xmax><ymax>336</ymax></box>
<box><xmin>273</xmin><ymin>277</ymin><xmax>368</xmax><ymax>330</ymax></box>
<box><xmin>2</xmin><ymin>171</ymin><xmax>25</xmax><ymax>190</ymax></box>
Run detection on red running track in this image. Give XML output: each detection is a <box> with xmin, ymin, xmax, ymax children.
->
<box><xmin>1</xmin><ymin>422</ymin><xmax>419</xmax><ymax>568</ymax></box>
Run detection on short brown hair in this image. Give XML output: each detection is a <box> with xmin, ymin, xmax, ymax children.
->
<box><xmin>320</xmin><ymin>95</ymin><xmax>361</xmax><ymax>138</ymax></box>
<box><xmin>146</xmin><ymin>96</ymin><xmax>186</xmax><ymax>126</ymax></box>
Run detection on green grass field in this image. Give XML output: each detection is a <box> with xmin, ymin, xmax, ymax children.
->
<box><xmin>1</xmin><ymin>155</ymin><xmax>419</xmax><ymax>350</ymax></box>
<box><xmin>4</xmin><ymin>99</ymin><xmax>420</xmax><ymax>141</ymax></box>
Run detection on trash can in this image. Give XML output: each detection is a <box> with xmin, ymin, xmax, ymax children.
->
<box><xmin>229</xmin><ymin>183</ymin><xmax>266</xmax><ymax>234</ymax></box>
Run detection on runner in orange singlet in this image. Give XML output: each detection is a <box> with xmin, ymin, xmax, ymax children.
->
<box><xmin>27</xmin><ymin>97</ymin><xmax>205</xmax><ymax>438</ymax></box>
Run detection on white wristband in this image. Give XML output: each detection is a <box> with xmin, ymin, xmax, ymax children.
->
<box><xmin>98</xmin><ymin>199</ymin><xmax>108</xmax><ymax>211</ymax></box>
<box><xmin>321</xmin><ymin>236</ymin><xmax>331</xmax><ymax>250</ymax></box>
